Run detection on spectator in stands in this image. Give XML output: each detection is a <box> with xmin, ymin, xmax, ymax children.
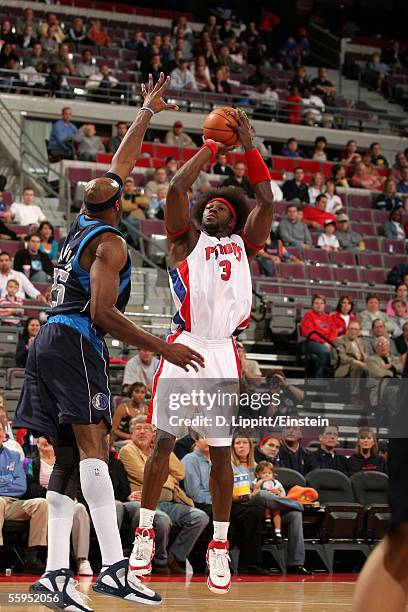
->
<box><xmin>311</xmin><ymin>67</ymin><xmax>336</xmax><ymax>98</ymax></box>
<box><xmin>383</xmin><ymin>208</ymin><xmax>406</xmax><ymax>240</ymax></box>
<box><xmin>308</xmin><ymin>172</ymin><xmax>326</xmax><ymax>205</ymax></box>
<box><xmin>107</xmin><ymin>122</ymin><xmax>128</xmax><ymax>155</ymax></box>
<box><xmin>239</xmin><ymin>21</ymin><xmax>262</xmax><ymax>51</ymax></box>
<box><xmin>76</xmin><ymin>49</ymin><xmax>98</xmax><ymax>79</ymax></box>
<box><xmin>120</xmin><ymin>416</ymin><xmax>209</xmax><ymax>574</ymax></box>
<box><xmin>25</xmin><ymin>43</ymin><xmax>47</xmax><ymax>69</ymax></box>
<box><xmin>286</xmin><ymin>86</ymin><xmax>303</xmax><ymax>125</ymax></box>
<box><xmin>10</xmin><ymin>188</ymin><xmax>45</xmax><ymax>226</ymax></box>
<box><xmin>367</xmin><ymin>336</ymin><xmax>403</xmax><ymax>412</ymax></box>
<box><xmin>391</xmin><ymin>152</ymin><xmax>408</xmax><ymax>183</ymax></box>
<box><xmin>112</xmin><ymin>383</ymin><xmax>147</xmax><ymax>444</ymax></box>
<box><xmin>235</xmin><ymin>341</ymin><xmax>262</xmax><ymax>379</ymax></box>
<box><xmin>170</xmin><ymin>58</ymin><xmax>197</xmax><ymax>90</ymax></box>
<box><xmin>216</xmin><ymin>44</ymin><xmax>236</xmax><ymax>71</ymax></box>
<box><xmin>365</xmin><ymin>52</ymin><xmax>389</xmax><ymax>93</ymax></box>
<box><xmin>27</xmin><ymin>437</ymin><xmax>93</xmax><ymax>576</ymax></box>
<box><xmin>282</xmin><ymin>167</ymin><xmax>309</xmax><ymax>204</ymax></box>
<box><xmin>165</xmin><ymin>120</ymin><xmax>194</xmax><ymax>147</ymax></box>
<box><xmin>375</xmin><ymin>179</ymin><xmax>403</xmax><ymax>211</ymax></box>
<box><xmin>396</xmin><ymin>321</ymin><xmax>408</xmax><ymax>354</ymax></box>
<box><xmin>194</xmin><ymin>62</ymin><xmax>215</xmax><ymax>92</ymax></box>
<box><xmin>368</xmin><ymin>318</ymin><xmax>398</xmax><ymax>356</ymax></box>
<box><xmin>389</xmin><ymin>299</ymin><xmax>408</xmax><ymax>336</ymax></box>
<box><xmin>315</xmin><ymin>424</ymin><xmax>349</xmax><ymax>473</ymax></box>
<box><xmin>340</xmin><ymin>139</ymin><xmax>361</xmax><ymax>165</ymax></box>
<box><xmin>47</xmin><ymin>107</ymin><xmax>77</xmax><ymax>160</ymax></box>
<box><xmin>317</xmin><ymin>219</ymin><xmax>340</xmax><ymax>251</ymax></box>
<box><xmin>281</xmin><ymin>33</ymin><xmax>308</xmax><ymax>70</ymax></box>
<box><xmin>279</xmin><ymin>426</ymin><xmax>318</xmax><ymax>475</ymax></box>
<box><xmin>17</xmin><ymin>8</ymin><xmax>39</xmax><ymax>38</ymax></box>
<box><xmin>147</xmin><ymin>186</ymin><xmax>168</xmax><ymax>220</ymax></box>
<box><xmin>202</xmin><ymin>15</ymin><xmax>219</xmax><ymax>41</ymax></box>
<box><xmin>335</xmin><ymin>321</ymin><xmax>368</xmax><ymax>397</ymax></box>
<box><xmin>164</xmin><ymin>157</ymin><xmax>178</xmax><ymax>181</ymax></box>
<box><xmin>396</xmin><ymin>167</ymin><xmax>408</xmax><ymax>194</ymax></box>
<box><xmin>301</xmin><ymin>87</ymin><xmax>327</xmax><ymax>126</ymax></box>
<box><xmin>218</xmin><ymin>18</ymin><xmax>235</xmax><ymax>42</ymax></box>
<box><xmin>72</xmin><ymin>123</ymin><xmax>105</xmax><ymax>162</ymax></box>
<box><xmin>85</xmin><ymin>64</ymin><xmax>121</xmax><ymax>101</ymax></box>
<box><xmin>15</xmin><ymin>317</ymin><xmax>41</xmax><ymax>367</ymax></box>
<box><xmin>211</xmin><ymin>152</ymin><xmax>233</xmax><ymax>176</ymax></box>
<box><xmin>289</xmin><ymin>65</ymin><xmax>310</xmax><ymax>95</ymax></box>
<box><xmin>86</xmin><ymin>18</ymin><xmax>111</xmax><ymax>47</ymax></box>
<box><xmin>0</xmin><ymin>252</ymin><xmax>45</xmax><ymax>301</ymax></box>
<box><xmin>278</xmin><ymin>203</ymin><xmax>312</xmax><ymax>249</ymax></box>
<box><xmin>351</xmin><ymin>161</ymin><xmax>383</xmax><ymax>191</ymax></box>
<box><xmin>335</xmin><ymin>213</ymin><xmax>364</xmax><ymax>251</ymax></box>
<box><xmin>254</xmin><ymin>434</ymin><xmax>281</xmax><ymax>464</ymax></box>
<box><xmin>331</xmin><ymin>295</ymin><xmax>357</xmax><ymax>336</ymax></box>
<box><xmin>120</xmin><ymin>176</ymin><xmax>148</xmax><ymax>222</ymax></box>
<box><xmin>369</xmin><ymin>142</ymin><xmax>388</xmax><ymax>168</ymax></box>
<box><xmin>144</xmin><ymin>167</ymin><xmax>170</xmax><ymax>199</ymax></box>
<box><xmin>213</xmin><ymin>65</ymin><xmax>231</xmax><ymax>94</ymax></box>
<box><xmin>40</xmin><ymin>12</ymin><xmax>65</xmax><ymax>43</ymax></box>
<box><xmin>0</xmin><ymin>43</ymin><xmax>19</xmax><ymax>69</ymax></box>
<box><xmin>348</xmin><ymin>427</ymin><xmax>387</xmax><ymax>474</ymax></box>
<box><xmin>359</xmin><ymin>295</ymin><xmax>396</xmax><ymax>334</ymax></box>
<box><xmin>386</xmin><ymin>282</ymin><xmax>408</xmax><ymax>316</ymax></box>
<box><xmin>49</xmin><ymin>43</ymin><xmax>76</xmax><ymax>76</ymax></box>
<box><xmin>303</xmin><ymin>194</ymin><xmax>336</xmax><ymax>229</ymax></box>
<box><xmin>249</xmin><ymin>80</ymin><xmax>279</xmax><ymax>119</ymax></box>
<box><xmin>122</xmin><ymin>348</ymin><xmax>158</xmax><ymax>393</ymax></box>
<box><xmin>281</xmin><ymin>137</ymin><xmax>304</xmax><ymax>159</ymax></box>
<box><xmin>126</xmin><ymin>30</ymin><xmax>147</xmax><ymax>53</ymax></box>
<box><xmin>0</xmin><ymin>279</ymin><xmax>24</xmax><ymax>325</ymax></box>
<box><xmin>0</xmin><ymin>189</ymin><xmax>11</xmax><ymax>224</ymax></box>
<box><xmin>0</xmin><ymin>421</ymin><xmax>47</xmax><ymax>574</ymax></box>
<box><xmin>14</xmin><ymin>234</ymin><xmax>53</xmax><ymax>284</ymax></box>
<box><xmin>223</xmin><ymin>162</ymin><xmax>254</xmax><ymax>197</ymax></box>
<box><xmin>41</xmin><ymin>25</ymin><xmax>61</xmax><ymax>55</ymax></box>
<box><xmin>300</xmin><ymin>294</ymin><xmax>337</xmax><ymax>377</ymax></box>
<box><xmin>311</xmin><ymin>136</ymin><xmax>328</xmax><ymax>162</ymax></box>
<box><xmin>182</xmin><ymin>435</ymin><xmax>266</xmax><ymax>574</ymax></box>
<box><xmin>324</xmin><ymin>179</ymin><xmax>343</xmax><ymax>214</ymax></box>
<box><xmin>16</xmin><ymin>25</ymin><xmax>36</xmax><ymax>49</ymax></box>
<box><xmin>38</xmin><ymin>221</ymin><xmax>58</xmax><ymax>261</ymax></box>
<box><xmin>68</xmin><ymin>17</ymin><xmax>90</xmax><ymax>44</ymax></box>
<box><xmin>0</xmin><ymin>20</ymin><xmax>16</xmax><ymax>46</ymax></box>
<box><xmin>332</xmin><ymin>164</ymin><xmax>350</xmax><ymax>188</ymax></box>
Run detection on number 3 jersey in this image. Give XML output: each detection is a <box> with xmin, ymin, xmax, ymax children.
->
<box><xmin>168</xmin><ymin>231</ymin><xmax>252</xmax><ymax>340</ymax></box>
<box><xmin>49</xmin><ymin>214</ymin><xmax>131</xmax><ymax>334</ymax></box>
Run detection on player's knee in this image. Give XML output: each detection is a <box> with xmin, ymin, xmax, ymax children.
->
<box><xmin>151</xmin><ymin>435</ymin><xmax>175</xmax><ymax>465</ymax></box>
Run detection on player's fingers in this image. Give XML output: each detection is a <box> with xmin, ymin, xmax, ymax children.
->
<box><xmin>140</xmin><ymin>83</ymin><xmax>147</xmax><ymax>97</ymax></box>
<box><xmin>148</xmin><ymin>73</ymin><xmax>153</xmax><ymax>93</ymax></box>
<box><xmin>153</xmin><ymin>72</ymin><xmax>165</xmax><ymax>92</ymax></box>
<box><xmin>164</xmin><ymin>102</ymin><xmax>179</xmax><ymax>111</ymax></box>
<box><xmin>225</xmin><ymin>120</ymin><xmax>238</xmax><ymax>131</ymax></box>
<box><xmin>189</xmin><ymin>361</ymin><xmax>199</xmax><ymax>373</ymax></box>
<box><xmin>157</xmin><ymin>74</ymin><xmax>171</xmax><ymax>95</ymax></box>
<box><xmin>190</xmin><ymin>350</ymin><xmax>205</xmax><ymax>368</ymax></box>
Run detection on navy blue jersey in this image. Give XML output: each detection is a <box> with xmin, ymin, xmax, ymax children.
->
<box><xmin>50</xmin><ymin>214</ymin><xmax>131</xmax><ymax>334</ymax></box>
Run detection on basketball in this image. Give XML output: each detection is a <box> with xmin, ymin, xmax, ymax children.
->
<box><xmin>203</xmin><ymin>106</ymin><xmax>239</xmax><ymax>146</ymax></box>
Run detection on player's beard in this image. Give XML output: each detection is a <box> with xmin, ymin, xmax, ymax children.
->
<box><xmin>202</xmin><ymin>219</ymin><xmax>219</xmax><ymax>234</ymax></box>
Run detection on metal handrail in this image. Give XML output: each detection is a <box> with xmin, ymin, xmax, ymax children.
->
<box><xmin>304</xmin><ymin>329</ymin><xmax>340</xmax><ymax>375</ymax></box>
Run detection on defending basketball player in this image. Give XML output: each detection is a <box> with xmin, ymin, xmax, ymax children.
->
<box><xmin>130</xmin><ymin>109</ymin><xmax>274</xmax><ymax>593</ymax></box>
<box><xmin>13</xmin><ymin>73</ymin><xmax>204</xmax><ymax>611</ymax></box>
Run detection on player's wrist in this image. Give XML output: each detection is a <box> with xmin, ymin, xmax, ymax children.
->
<box><xmin>244</xmin><ymin>148</ymin><xmax>270</xmax><ymax>185</ymax></box>
<box><xmin>201</xmin><ymin>140</ymin><xmax>218</xmax><ymax>163</ymax></box>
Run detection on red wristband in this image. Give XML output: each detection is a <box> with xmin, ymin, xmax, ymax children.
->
<box><xmin>201</xmin><ymin>140</ymin><xmax>218</xmax><ymax>164</ymax></box>
<box><xmin>244</xmin><ymin>148</ymin><xmax>271</xmax><ymax>185</ymax></box>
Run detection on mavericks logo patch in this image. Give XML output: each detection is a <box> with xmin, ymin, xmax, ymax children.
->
<box><xmin>92</xmin><ymin>393</ymin><xmax>110</xmax><ymax>411</ymax></box>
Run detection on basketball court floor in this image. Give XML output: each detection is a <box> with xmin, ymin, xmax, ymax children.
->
<box><xmin>0</xmin><ymin>574</ymin><xmax>357</xmax><ymax>611</ymax></box>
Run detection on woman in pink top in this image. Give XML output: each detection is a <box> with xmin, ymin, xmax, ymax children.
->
<box><xmin>351</xmin><ymin>162</ymin><xmax>383</xmax><ymax>191</ymax></box>
<box><xmin>386</xmin><ymin>282</ymin><xmax>408</xmax><ymax>316</ymax></box>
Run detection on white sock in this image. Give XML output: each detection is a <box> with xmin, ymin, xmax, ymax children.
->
<box><xmin>213</xmin><ymin>521</ymin><xmax>229</xmax><ymax>541</ymax></box>
<box><xmin>139</xmin><ymin>508</ymin><xmax>155</xmax><ymax>529</ymax></box>
<box><xmin>45</xmin><ymin>491</ymin><xmax>74</xmax><ymax>572</ymax></box>
<box><xmin>79</xmin><ymin>458</ymin><xmax>124</xmax><ymax>567</ymax></box>
<box><xmin>275</xmin><ymin>529</ymin><xmax>281</xmax><ymax>534</ymax></box>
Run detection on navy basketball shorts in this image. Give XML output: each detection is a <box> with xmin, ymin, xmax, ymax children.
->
<box><xmin>14</xmin><ymin>322</ymin><xmax>112</xmax><ymax>440</ymax></box>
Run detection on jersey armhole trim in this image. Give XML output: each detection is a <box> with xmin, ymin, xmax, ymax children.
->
<box><xmin>241</xmin><ymin>230</ymin><xmax>265</xmax><ymax>253</ymax></box>
<box><xmin>166</xmin><ymin>224</ymin><xmax>191</xmax><ymax>239</ymax></box>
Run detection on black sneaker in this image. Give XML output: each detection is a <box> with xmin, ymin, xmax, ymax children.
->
<box><xmin>92</xmin><ymin>558</ymin><xmax>161</xmax><ymax>605</ymax></box>
<box><xmin>30</xmin><ymin>568</ymin><xmax>93</xmax><ymax>611</ymax></box>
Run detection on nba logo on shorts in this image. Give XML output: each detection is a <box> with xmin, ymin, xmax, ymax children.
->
<box><xmin>92</xmin><ymin>393</ymin><xmax>109</xmax><ymax>411</ymax></box>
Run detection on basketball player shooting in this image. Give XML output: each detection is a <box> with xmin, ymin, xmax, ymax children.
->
<box><xmin>130</xmin><ymin>109</ymin><xmax>274</xmax><ymax>594</ymax></box>
<box><xmin>13</xmin><ymin>73</ymin><xmax>204</xmax><ymax>611</ymax></box>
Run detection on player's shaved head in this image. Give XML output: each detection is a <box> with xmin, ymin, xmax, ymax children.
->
<box><xmin>84</xmin><ymin>177</ymin><xmax>119</xmax><ymax>207</ymax></box>
<box><xmin>83</xmin><ymin>175</ymin><xmax>123</xmax><ymax>226</ymax></box>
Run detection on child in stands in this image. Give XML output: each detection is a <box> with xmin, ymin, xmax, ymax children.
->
<box><xmin>253</xmin><ymin>460</ymin><xmax>285</xmax><ymax>540</ymax></box>
<box><xmin>0</xmin><ymin>278</ymin><xmax>24</xmax><ymax>325</ymax></box>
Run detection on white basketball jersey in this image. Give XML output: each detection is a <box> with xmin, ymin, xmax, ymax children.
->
<box><xmin>168</xmin><ymin>231</ymin><xmax>252</xmax><ymax>340</ymax></box>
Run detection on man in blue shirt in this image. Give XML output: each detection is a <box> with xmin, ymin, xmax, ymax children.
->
<box><xmin>48</xmin><ymin>107</ymin><xmax>77</xmax><ymax>160</ymax></box>
<box><xmin>0</xmin><ymin>421</ymin><xmax>48</xmax><ymax>573</ymax></box>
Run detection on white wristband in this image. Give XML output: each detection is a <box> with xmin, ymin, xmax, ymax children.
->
<box><xmin>140</xmin><ymin>106</ymin><xmax>154</xmax><ymax>115</ymax></box>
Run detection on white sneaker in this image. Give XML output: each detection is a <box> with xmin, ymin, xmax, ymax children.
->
<box><xmin>129</xmin><ymin>527</ymin><xmax>155</xmax><ymax>576</ymax></box>
<box><xmin>77</xmin><ymin>559</ymin><xmax>93</xmax><ymax>576</ymax></box>
<box><xmin>30</xmin><ymin>568</ymin><xmax>93</xmax><ymax>611</ymax></box>
<box><xmin>206</xmin><ymin>539</ymin><xmax>231</xmax><ymax>594</ymax></box>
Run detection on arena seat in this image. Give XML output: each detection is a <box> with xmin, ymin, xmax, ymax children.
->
<box><xmin>383</xmin><ymin>239</ymin><xmax>405</xmax><ymax>255</ymax></box>
<box><xmin>350</xmin><ymin>471</ymin><xmax>390</xmax><ymax>541</ymax></box>
<box><xmin>303</xmin><ymin>248</ymin><xmax>330</xmax><ymax>266</ymax></box>
<box><xmin>277</xmin><ymin>263</ymin><xmax>306</xmax><ymax>281</ymax></box>
<box><xmin>330</xmin><ymin>251</ymin><xmax>357</xmax><ymax>267</ymax></box>
<box><xmin>307</xmin><ymin>265</ymin><xmax>333</xmax><ymax>283</ymax></box>
<box><xmin>362</xmin><ymin>269</ymin><xmax>387</xmax><ymax>285</ymax></box>
<box><xmin>155</xmin><ymin>144</ymin><xmax>181</xmax><ymax>161</ymax></box>
<box><xmin>96</xmin><ymin>153</ymin><xmax>114</xmax><ymax>164</ymax></box>
<box><xmin>358</xmin><ymin>253</ymin><xmax>383</xmax><ymax>268</ymax></box>
<box><xmin>6</xmin><ymin>368</ymin><xmax>25</xmax><ymax>390</ymax></box>
<box><xmin>0</xmin><ymin>241</ymin><xmax>22</xmax><ymax>257</ymax></box>
<box><xmin>383</xmin><ymin>254</ymin><xmax>407</xmax><ymax>269</ymax></box>
<box><xmin>334</xmin><ymin>267</ymin><xmax>359</xmax><ymax>284</ymax></box>
<box><xmin>349</xmin><ymin>209</ymin><xmax>372</xmax><ymax>223</ymax></box>
<box><xmin>274</xmin><ymin>468</ymin><xmax>306</xmax><ymax>490</ymax></box>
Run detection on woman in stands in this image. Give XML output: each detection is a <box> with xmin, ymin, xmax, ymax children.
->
<box><xmin>350</xmin><ymin>161</ymin><xmax>383</xmax><ymax>191</ymax></box>
<box><xmin>254</xmin><ymin>433</ymin><xmax>281</xmax><ymax>464</ymax></box>
<box><xmin>111</xmin><ymin>382</ymin><xmax>148</xmax><ymax>446</ymax></box>
<box><xmin>386</xmin><ymin>282</ymin><xmax>408</xmax><ymax>316</ymax></box>
<box><xmin>340</xmin><ymin>139</ymin><xmax>361</xmax><ymax>166</ymax></box>
<box><xmin>15</xmin><ymin>317</ymin><xmax>41</xmax><ymax>367</ymax></box>
<box><xmin>38</xmin><ymin>221</ymin><xmax>59</xmax><ymax>261</ymax></box>
<box><xmin>300</xmin><ymin>294</ymin><xmax>337</xmax><ymax>377</ymax></box>
<box><xmin>310</xmin><ymin>136</ymin><xmax>328</xmax><ymax>162</ymax></box>
<box><xmin>308</xmin><ymin>172</ymin><xmax>326</xmax><ymax>204</ymax></box>
<box><xmin>330</xmin><ymin>295</ymin><xmax>357</xmax><ymax>336</ymax></box>
<box><xmin>348</xmin><ymin>427</ymin><xmax>387</xmax><ymax>474</ymax></box>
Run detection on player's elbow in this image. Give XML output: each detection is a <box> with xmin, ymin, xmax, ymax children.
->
<box><xmin>90</xmin><ymin>302</ymin><xmax>111</xmax><ymax>329</ymax></box>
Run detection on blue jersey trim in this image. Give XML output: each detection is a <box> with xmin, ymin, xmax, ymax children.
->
<box><xmin>79</xmin><ymin>214</ymin><xmax>99</xmax><ymax>228</ymax></box>
<box><xmin>47</xmin><ymin>313</ymin><xmax>104</xmax><ymax>355</ymax></box>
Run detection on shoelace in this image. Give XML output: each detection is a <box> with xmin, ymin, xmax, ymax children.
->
<box><xmin>133</xmin><ymin>534</ymin><xmax>152</xmax><ymax>561</ymax></box>
<box><xmin>211</xmin><ymin>549</ymin><xmax>231</xmax><ymax>577</ymax></box>
<box><xmin>66</xmin><ymin>579</ymin><xmax>92</xmax><ymax>608</ymax></box>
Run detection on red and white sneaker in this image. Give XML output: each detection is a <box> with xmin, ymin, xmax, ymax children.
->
<box><xmin>206</xmin><ymin>539</ymin><xmax>231</xmax><ymax>594</ymax></box>
<box><xmin>129</xmin><ymin>528</ymin><xmax>155</xmax><ymax>576</ymax></box>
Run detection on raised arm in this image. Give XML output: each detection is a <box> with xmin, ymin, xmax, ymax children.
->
<box><xmin>232</xmin><ymin>110</ymin><xmax>274</xmax><ymax>259</ymax></box>
<box><xmin>89</xmin><ymin>232</ymin><xmax>204</xmax><ymax>371</ymax></box>
<box><xmin>109</xmin><ymin>73</ymin><xmax>178</xmax><ymax>182</ymax></box>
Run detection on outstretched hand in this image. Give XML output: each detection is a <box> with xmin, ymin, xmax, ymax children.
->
<box><xmin>141</xmin><ymin>72</ymin><xmax>179</xmax><ymax>114</ymax></box>
<box><xmin>201</xmin><ymin>136</ymin><xmax>235</xmax><ymax>156</ymax></box>
<box><xmin>227</xmin><ymin>108</ymin><xmax>253</xmax><ymax>151</ymax></box>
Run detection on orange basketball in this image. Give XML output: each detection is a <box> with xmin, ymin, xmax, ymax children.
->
<box><xmin>203</xmin><ymin>106</ymin><xmax>239</xmax><ymax>147</ymax></box>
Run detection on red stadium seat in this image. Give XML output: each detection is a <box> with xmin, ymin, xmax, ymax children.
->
<box><xmin>155</xmin><ymin>144</ymin><xmax>181</xmax><ymax>161</ymax></box>
<box><xmin>306</xmin><ymin>265</ymin><xmax>333</xmax><ymax>283</ymax></box>
<box><xmin>141</xmin><ymin>142</ymin><xmax>154</xmax><ymax>156</ymax></box>
<box><xmin>352</xmin><ymin>222</ymin><xmax>376</xmax><ymax>236</ymax></box>
<box><xmin>298</xmin><ymin>159</ymin><xmax>321</xmax><ymax>174</ymax></box>
<box><xmin>364</xmin><ymin>237</ymin><xmax>380</xmax><ymax>251</ymax></box>
<box><xmin>272</xmin><ymin>157</ymin><xmax>295</xmax><ymax>172</ymax></box>
<box><xmin>358</xmin><ymin>253</ymin><xmax>383</xmax><ymax>268</ymax></box>
<box><xmin>303</xmin><ymin>248</ymin><xmax>330</xmax><ymax>266</ymax></box>
<box><xmin>135</xmin><ymin>157</ymin><xmax>152</xmax><ymax>168</ymax></box>
<box><xmin>96</xmin><ymin>153</ymin><xmax>113</xmax><ymax>164</ymax></box>
<box><xmin>152</xmin><ymin>158</ymin><xmax>165</xmax><ymax>168</ymax></box>
<box><xmin>0</xmin><ymin>241</ymin><xmax>22</xmax><ymax>257</ymax></box>
<box><xmin>322</xmin><ymin>162</ymin><xmax>335</xmax><ymax>177</ymax></box>
<box><xmin>334</xmin><ymin>267</ymin><xmax>359</xmax><ymax>284</ymax></box>
<box><xmin>139</xmin><ymin>220</ymin><xmax>166</xmax><ymax>236</ymax></box>
<box><xmin>182</xmin><ymin>147</ymin><xmax>198</xmax><ymax>162</ymax></box>
<box><xmin>270</xmin><ymin>170</ymin><xmax>283</xmax><ymax>181</ymax></box>
<box><xmin>330</xmin><ymin>251</ymin><xmax>357</xmax><ymax>267</ymax></box>
<box><xmin>278</xmin><ymin>263</ymin><xmax>306</xmax><ymax>281</ymax></box>
<box><xmin>349</xmin><ymin>209</ymin><xmax>372</xmax><ymax>223</ymax></box>
<box><xmin>362</xmin><ymin>269</ymin><xmax>387</xmax><ymax>285</ymax></box>
<box><xmin>383</xmin><ymin>239</ymin><xmax>405</xmax><ymax>254</ymax></box>
<box><xmin>384</xmin><ymin>254</ymin><xmax>408</xmax><ymax>269</ymax></box>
